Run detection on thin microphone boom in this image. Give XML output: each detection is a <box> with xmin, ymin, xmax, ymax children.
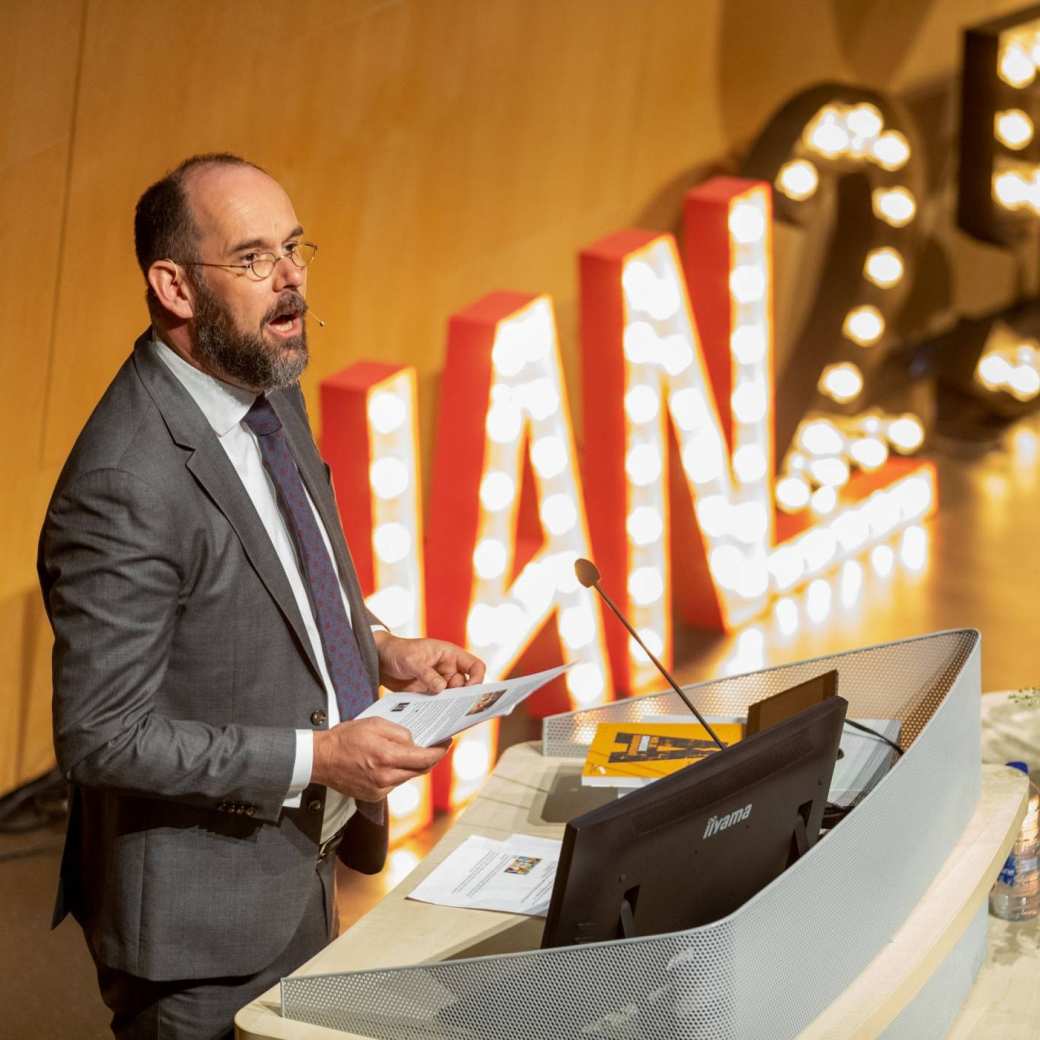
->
<box><xmin>575</xmin><ymin>558</ymin><xmax>727</xmax><ymax>752</ymax></box>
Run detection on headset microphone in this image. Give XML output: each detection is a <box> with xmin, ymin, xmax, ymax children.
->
<box><xmin>308</xmin><ymin>310</ymin><xmax>326</xmax><ymax>328</ymax></box>
<box><xmin>574</xmin><ymin>557</ymin><xmax>727</xmax><ymax>752</ymax></box>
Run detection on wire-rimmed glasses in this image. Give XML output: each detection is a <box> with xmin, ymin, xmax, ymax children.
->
<box><xmin>176</xmin><ymin>241</ymin><xmax>317</xmax><ymax>280</ymax></box>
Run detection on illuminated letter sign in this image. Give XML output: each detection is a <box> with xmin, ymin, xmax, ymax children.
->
<box><xmin>426</xmin><ymin>293</ymin><xmax>611</xmax><ymax>725</ymax></box>
<box><xmin>581</xmin><ymin>180</ymin><xmax>774</xmax><ymax>692</ymax></box>
<box><xmin>581</xmin><ymin>177</ymin><xmax>935</xmax><ymax>693</ymax></box>
<box><xmin>320</xmin><ymin>363</ymin><xmax>432</xmax><ymax>840</ymax></box>
<box><xmin>960</xmin><ymin>7</ymin><xmax>1040</xmax><ymax>244</ymax></box>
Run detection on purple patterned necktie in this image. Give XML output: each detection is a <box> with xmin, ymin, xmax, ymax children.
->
<box><xmin>243</xmin><ymin>395</ymin><xmax>374</xmax><ymax>722</ymax></box>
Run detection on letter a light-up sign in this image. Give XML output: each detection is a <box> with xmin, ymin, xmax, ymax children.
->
<box><xmin>320</xmin><ymin>362</ymin><xmax>432</xmax><ymax>843</ymax></box>
<box><xmin>426</xmin><ymin>293</ymin><xmax>611</xmax><ymax>723</ymax></box>
<box><xmin>581</xmin><ymin>180</ymin><xmax>775</xmax><ymax>693</ymax></box>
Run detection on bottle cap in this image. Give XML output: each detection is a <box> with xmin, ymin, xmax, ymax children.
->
<box><xmin>1006</xmin><ymin>760</ymin><xmax>1030</xmax><ymax>775</ymax></box>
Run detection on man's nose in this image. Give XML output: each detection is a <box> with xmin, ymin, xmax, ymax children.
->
<box><xmin>273</xmin><ymin>256</ymin><xmax>306</xmax><ymax>292</ymax></box>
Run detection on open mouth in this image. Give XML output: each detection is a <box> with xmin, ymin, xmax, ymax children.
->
<box><xmin>266</xmin><ymin>302</ymin><xmax>306</xmax><ymax>338</ymax></box>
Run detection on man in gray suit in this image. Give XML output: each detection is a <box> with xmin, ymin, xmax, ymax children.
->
<box><xmin>38</xmin><ymin>153</ymin><xmax>485</xmax><ymax>1039</ymax></box>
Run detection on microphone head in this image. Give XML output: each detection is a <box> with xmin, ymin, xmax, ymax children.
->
<box><xmin>574</xmin><ymin>558</ymin><xmax>600</xmax><ymax>588</ymax></box>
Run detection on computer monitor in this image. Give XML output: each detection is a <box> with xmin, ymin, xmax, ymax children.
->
<box><xmin>541</xmin><ymin>696</ymin><xmax>847</xmax><ymax>947</ymax></box>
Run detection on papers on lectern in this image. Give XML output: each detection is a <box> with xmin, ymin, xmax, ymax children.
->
<box><xmin>356</xmin><ymin>664</ymin><xmax>571</xmax><ymax>747</ymax></box>
<box><xmin>407</xmin><ymin>833</ymin><xmax>563</xmax><ymax>917</ymax></box>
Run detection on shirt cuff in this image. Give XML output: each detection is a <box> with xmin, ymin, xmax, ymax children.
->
<box><xmin>282</xmin><ymin>729</ymin><xmax>314</xmax><ymax>808</ymax></box>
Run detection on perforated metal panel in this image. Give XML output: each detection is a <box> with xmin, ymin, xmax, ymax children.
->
<box><xmin>543</xmin><ymin>629</ymin><xmax>976</xmax><ymax>757</ymax></box>
<box><xmin>281</xmin><ymin>630</ymin><xmax>981</xmax><ymax>1040</ymax></box>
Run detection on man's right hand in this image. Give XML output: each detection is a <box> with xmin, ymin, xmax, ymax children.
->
<box><xmin>310</xmin><ymin>717</ymin><xmax>449</xmax><ymax>801</ymax></box>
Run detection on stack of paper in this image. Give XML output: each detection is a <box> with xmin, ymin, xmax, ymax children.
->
<box><xmin>357</xmin><ymin>665</ymin><xmax>570</xmax><ymax>746</ymax></box>
<box><xmin>407</xmin><ymin>834</ymin><xmax>563</xmax><ymax>917</ymax></box>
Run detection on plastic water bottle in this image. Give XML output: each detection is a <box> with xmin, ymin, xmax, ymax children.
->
<box><xmin>989</xmin><ymin>760</ymin><xmax>1040</xmax><ymax>921</ymax></box>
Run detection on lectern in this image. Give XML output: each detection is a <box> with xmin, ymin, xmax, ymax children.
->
<box><xmin>236</xmin><ymin>629</ymin><xmax>1028</xmax><ymax>1040</ymax></box>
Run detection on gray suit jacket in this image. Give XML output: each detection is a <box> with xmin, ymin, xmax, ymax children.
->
<box><xmin>38</xmin><ymin>334</ymin><xmax>388</xmax><ymax>981</ymax></box>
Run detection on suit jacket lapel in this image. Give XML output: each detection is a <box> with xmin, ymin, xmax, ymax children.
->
<box><xmin>132</xmin><ymin>338</ymin><xmax>324</xmax><ymax>684</ymax></box>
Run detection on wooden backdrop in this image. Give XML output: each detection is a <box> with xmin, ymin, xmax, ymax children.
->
<box><xmin>1</xmin><ymin>0</ymin><xmax>1028</xmax><ymax>796</ymax></box>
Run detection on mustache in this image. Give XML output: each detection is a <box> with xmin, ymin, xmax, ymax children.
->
<box><xmin>265</xmin><ymin>292</ymin><xmax>308</xmax><ymax>323</ymax></box>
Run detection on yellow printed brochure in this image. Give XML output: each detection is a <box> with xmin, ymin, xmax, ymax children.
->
<box><xmin>581</xmin><ymin>718</ymin><xmax>745</xmax><ymax>788</ymax></box>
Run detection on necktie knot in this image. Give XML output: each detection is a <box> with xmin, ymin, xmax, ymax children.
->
<box><xmin>243</xmin><ymin>395</ymin><xmax>282</xmax><ymax>437</ymax></box>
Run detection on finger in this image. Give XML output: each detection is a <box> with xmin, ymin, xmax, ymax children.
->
<box><xmin>375</xmin><ymin>756</ymin><xmax>445</xmax><ymax>793</ymax></box>
<box><xmin>446</xmin><ymin>673</ymin><xmax>466</xmax><ymax>689</ymax></box>
<box><xmin>378</xmin><ymin>738</ymin><xmax>448</xmax><ymax>771</ymax></box>
<box><xmin>357</xmin><ymin>717</ymin><xmax>415</xmax><ymax>743</ymax></box>
<box><xmin>418</xmin><ymin>668</ymin><xmax>447</xmax><ymax>693</ymax></box>
<box><xmin>463</xmin><ymin>655</ymin><xmax>486</xmax><ymax>684</ymax></box>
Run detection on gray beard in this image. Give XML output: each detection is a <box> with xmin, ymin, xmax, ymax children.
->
<box><xmin>190</xmin><ymin>277</ymin><xmax>309</xmax><ymax>391</ymax></box>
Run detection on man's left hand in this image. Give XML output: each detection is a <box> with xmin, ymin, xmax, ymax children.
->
<box><xmin>373</xmin><ymin>632</ymin><xmax>486</xmax><ymax>693</ymax></box>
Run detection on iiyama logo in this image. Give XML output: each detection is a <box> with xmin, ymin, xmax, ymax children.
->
<box><xmin>703</xmin><ymin>804</ymin><xmax>752</xmax><ymax>839</ymax></box>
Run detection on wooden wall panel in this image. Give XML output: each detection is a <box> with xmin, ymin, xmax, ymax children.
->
<box><xmin>3</xmin><ymin>0</ymin><xmax>1036</xmax><ymax>795</ymax></box>
<box><xmin>0</xmin><ymin>0</ymin><xmax>83</xmax><ymax>791</ymax></box>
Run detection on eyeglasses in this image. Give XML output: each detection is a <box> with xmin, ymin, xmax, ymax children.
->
<box><xmin>176</xmin><ymin>241</ymin><xmax>318</xmax><ymax>281</ymax></box>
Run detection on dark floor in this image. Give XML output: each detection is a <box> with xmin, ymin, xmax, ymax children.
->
<box><xmin>4</xmin><ymin>412</ymin><xmax>1039</xmax><ymax>1038</ymax></box>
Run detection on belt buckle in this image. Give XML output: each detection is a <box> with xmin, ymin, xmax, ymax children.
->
<box><xmin>317</xmin><ymin>831</ymin><xmax>341</xmax><ymax>861</ymax></box>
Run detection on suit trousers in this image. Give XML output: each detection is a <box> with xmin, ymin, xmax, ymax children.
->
<box><xmin>92</xmin><ymin>854</ymin><xmax>338</xmax><ymax>1040</ymax></box>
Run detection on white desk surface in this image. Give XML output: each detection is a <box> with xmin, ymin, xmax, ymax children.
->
<box><xmin>237</xmin><ymin>694</ymin><xmax>1036</xmax><ymax>1040</ymax></box>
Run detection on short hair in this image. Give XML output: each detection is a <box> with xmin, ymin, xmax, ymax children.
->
<box><xmin>134</xmin><ymin>153</ymin><xmax>265</xmax><ymax>313</ymax></box>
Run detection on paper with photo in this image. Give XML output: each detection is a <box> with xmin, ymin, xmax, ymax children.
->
<box><xmin>406</xmin><ymin>833</ymin><xmax>563</xmax><ymax>917</ymax></box>
<box><xmin>357</xmin><ymin>664</ymin><xmax>570</xmax><ymax>747</ymax></box>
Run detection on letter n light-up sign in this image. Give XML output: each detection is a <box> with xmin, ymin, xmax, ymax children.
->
<box><xmin>582</xmin><ymin>178</ymin><xmax>935</xmax><ymax>694</ymax></box>
<box><xmin>581</xmin><ymin>181</ymin><xmax>774</xmax><ymax>693</ymax></box>
<box><xmin>320</xmin><ymin>363</ymin><xmax>432</xmax><ymax>842</ymax></box>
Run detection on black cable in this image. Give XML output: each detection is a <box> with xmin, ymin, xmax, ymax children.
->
<box><xmin>0</xmin><ymin>839</ymin><xmax>65</xmax><ymax>864</ymax></box>
<box><xmin>843</xmin><ymin>718</ymin><xmax>904</xmax><ymax>757</ymax></box>
<box><xmin>819</xmin><ymin>721</ymin><xmax>904</xmax><ymax>832</ymax></box>
<box><xmin>0</xmin><ymin>770</ymin><xmax>68</xmax><ymax>835</ymax></box>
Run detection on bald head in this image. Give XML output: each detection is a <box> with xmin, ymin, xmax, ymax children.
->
<box><xmin>182</xmin><ymin>163</ymin><xmax>300</xmax><ymax>274</ymax></box>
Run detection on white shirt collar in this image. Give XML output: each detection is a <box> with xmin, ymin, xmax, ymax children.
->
<box><xmin>152</xmin><ymin>333</ymin><xmax>257</xmax><ymax>437</ymax></box>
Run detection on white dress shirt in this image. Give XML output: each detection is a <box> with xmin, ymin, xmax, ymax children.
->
<box><xmin>154</xmin><ymin>336</ymin><xmax>367</xmax><ymax>842</ymax></box>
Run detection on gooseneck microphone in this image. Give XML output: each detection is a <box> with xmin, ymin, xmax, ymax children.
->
<box><xmin>575</xmin><ymin>558</ymin><xmax>727</xmax><ymax>752</ymax></box>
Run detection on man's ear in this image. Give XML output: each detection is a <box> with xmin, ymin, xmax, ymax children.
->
<box><xmin>148</xmin><ymin>260</ymin><xmax>196</xmax><ymax>320</ymax></box>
